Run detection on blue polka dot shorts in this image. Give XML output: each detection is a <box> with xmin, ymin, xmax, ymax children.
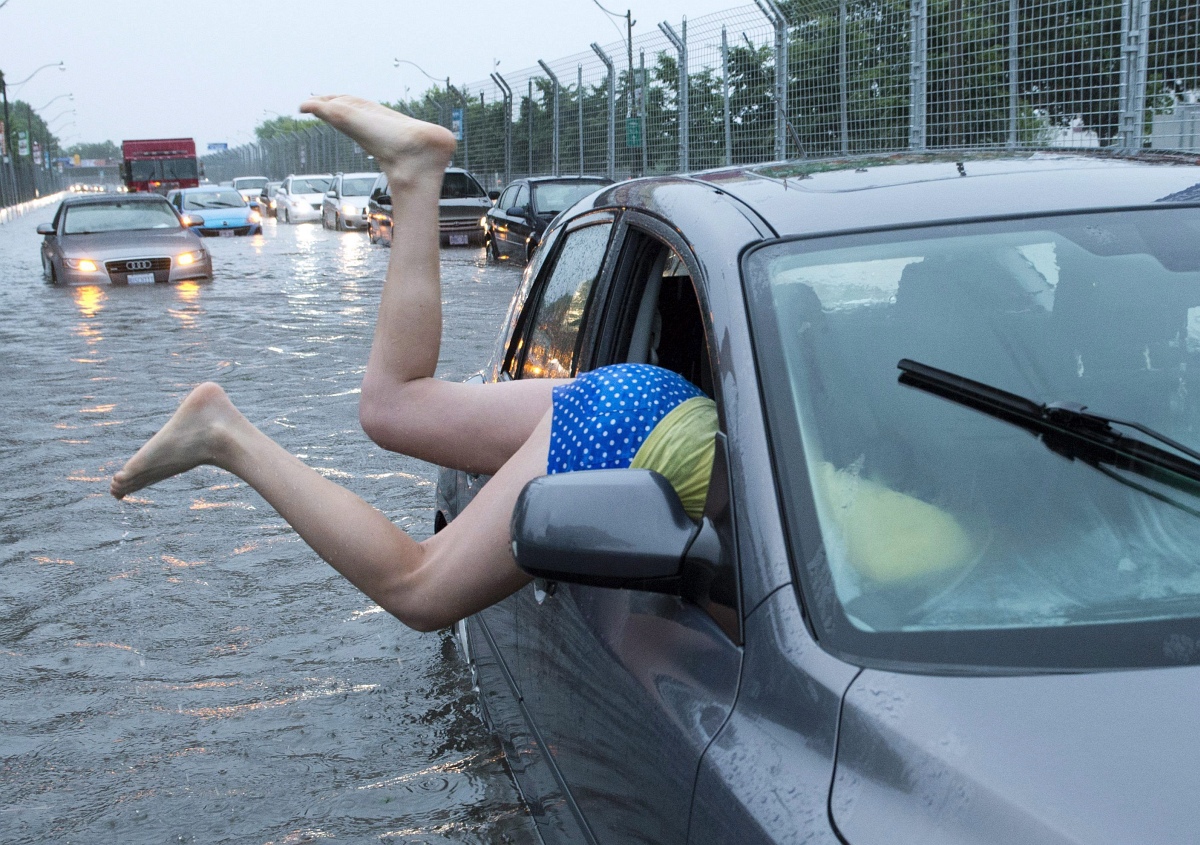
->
<box><xmin>547</xmin><ymin>363</ymin><xmax>704</xmax><ymax>475</ymax></box>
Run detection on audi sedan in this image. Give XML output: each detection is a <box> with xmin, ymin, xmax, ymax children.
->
<box><xmin>438</xmin><ymin>153</ymin><xmax>1200</xmax><ymax>844</ymax></box>
<box><xmin>38</xmin><ymin>194</ymin><xmax>211</xmax><ymax>285</ymax></box>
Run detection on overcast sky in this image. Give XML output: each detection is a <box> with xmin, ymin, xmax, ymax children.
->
<box><xmin>2</xmin><ymin>0</ymin><xmax>747</xmax><ymax>151</ymax></box>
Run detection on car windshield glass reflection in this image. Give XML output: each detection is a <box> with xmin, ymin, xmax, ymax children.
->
<box><xmin>291</xmin><ymin>178</ymin><xmax>332</xmax><ymax>194</ymax></box>
<box><xmin>441</xmin><ymin>171</ymin><xmax>486</xmax><ymax>199</ymax></box>
<box><xmin>533</xmin><ymin>182</ymin><xmax>605</xmax><ymax>215</ymax></box>
<box><xmin>750</xmin><ymin>208</ymin><xmax>1200</xmax><ymax>640</ymax></box>
<box><xmin>182</xmin><ymin>190</ymin><xmax>245</xmax><ymax>210</ymax></box>
<box><xmin>341</xmin><ymin>177</ymin><xmax>376</xmax><ymax>197</ymax></box>
<box><xmin>62</xmin><ymin>202</ymin><xmax>182</xmax><ymax>234</ymax></box>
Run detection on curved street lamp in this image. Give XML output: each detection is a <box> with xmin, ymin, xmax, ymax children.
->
<box><xmin>46</xmin><ymin>107</ymin><xmax>75</xmax><ymax>126</ymax></box>
<box><xmin>36</xmin><ymin>92</ymin><xmax>72</xmax><ymax>111</ymax></box>
<box><xmin>11</xmin><ymin>60</ymin><xmax>66</xmax><ymax>90</ymax></box>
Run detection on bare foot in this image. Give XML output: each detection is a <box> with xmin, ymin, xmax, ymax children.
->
<box><xmin>299</xmin><ymin>95</ymin><xmax>455</xmax><ymax>188</ymax></box>
<box><xmin>111</xmin><ymin>382</ymin><xmax>242</xmax><ymax>499</ymax></box>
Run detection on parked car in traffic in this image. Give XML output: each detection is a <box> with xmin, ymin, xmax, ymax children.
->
<box><xmin>483</xmin><ymin>175</ymin><xmax>611</xmax><ymax>263</ymax></box>
<box><xmin>321</xmin><ymin>171</ymin><xmax>378</xmax><ymax>231</ymax></box>
<box><xmin>366</xmin><ymin>172</ymin><xmax>392</xmax><ymax>246</ymax></box>
<box><xmin>257</xmin><ymin>181</ymin><xmax>282</xmax><ymax>218</ymax></box>
<box><xmin>437</xmin><ymin>153</ymin><xmax>1200</xmax><ymax>844</ymax></box>
<box><xmin>231</xmin><ymin>176</ymin><xmax>269</xmax><ymax>207</ymax></box>
<box><xmin>275</xmin><ymin>174</ymin><xmax>333</xmax><ymax>224</ymax></box>
<box><xmin>39</xmin><ymin>193</ymin><xmax>211</xmax><ymax>284</ymax></box>
<box><xmin>437</xmin><ymin>167</ymin><xmax>496</xmax><ymax>246</ymax></box>
<box><xmin>166</xmin><ymin>186</ymin><xmax>262</xmax><ymax>236</ymax></box>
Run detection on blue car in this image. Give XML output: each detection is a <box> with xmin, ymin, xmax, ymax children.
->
<box><xmin>166</xmin><ymin>186</ymin><xmax>262</xmax><ymax>236</ymax></box>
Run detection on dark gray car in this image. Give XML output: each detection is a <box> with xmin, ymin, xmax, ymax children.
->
<box><xmin>39</xmin><ymin>193</ymin><xmax>212</xmax><ymax>285</ymax></box>
<box><xmin>438</xmin><ymin>153</ymin><xmax>1200</xmax><ymax>844</ymax></box>
<box><xmin>484</xmin><ymin>176</ymin><xmax>612</xmax><ymax>264</ymax></box>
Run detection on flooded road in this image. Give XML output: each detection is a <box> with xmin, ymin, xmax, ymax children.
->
<box><xmin>0</xmin><ymin>208</ymin><xmax>540</xmax><ymax>844</ymax></box>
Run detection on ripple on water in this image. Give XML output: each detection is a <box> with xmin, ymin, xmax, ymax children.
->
<box><xmin>0</xmin><ymin>216</ymin><xmax>534</xmax><ymax>843</ymax></box>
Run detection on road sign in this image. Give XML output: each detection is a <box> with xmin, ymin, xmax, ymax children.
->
<box><xmin>207</xmin><ymin>142</ymin><xmax>228</xmax><ymax>151</ymax></box>
<box><xmin>451</xmin><ymin>108</ymin><xmax>464</xmax><ymax>141</ymax></box>
<box><xmin>17</xmin><ymin>130</ymin><xmax>28</xmax><ymax>157</ymax></box>
<box><xmin>625</xmin><ymin>116</ymin><xmax>643</xmax><ymax>149</ymax></box>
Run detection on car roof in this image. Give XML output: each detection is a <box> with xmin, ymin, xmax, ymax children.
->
<box><xmin>338</xmin><ymin>171</ymin><xmax>378</xmax><ymax>179</ymax></box>
<box><xmin>59</xmin><ymin>192</ymin><xmax>171</xmax><ymax>207</ymax></box>
<box><xmin>528</xmin><ymin>176</ymin><xmax>611</xmax><ymax>185</ymax></box>
<box><xmin>175</xmin><ymin>185</ymin><xmax>240</xmax><ymax>192</ymax></box>
<box><xmin>588</xmin><ymin>151</ymin><xmax>1200</xmax><ymax>239</ymax></box>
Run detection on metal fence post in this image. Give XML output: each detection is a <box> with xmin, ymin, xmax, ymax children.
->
<box><xmin>1117</xmin><ymin>0</ymin><xmax>1151</xmax><ymax>148</ymax></box>
<box><xmin>839</xmin><ymin>0</ymin><xmax>849</xmax><ymax>154</ymax></box>
<box><xmin>909</xmin><ymin>0</ymin><xmax>928</xmax><ymax>151</ymax></box>
<box><xmin>538</xmin><ymin>60</ymin><xmax>561</xmax><ymax>176</ymax></box>
<box><xmin>722</xmin><ymin>27</ymin><xmax>733</xmax><ymax>166</ymax></box>
<box><xmin>578</xmin><ymin>65</ymin><xmax>585</xmax><ymax>176</ymax></box>
<box><xmin>640</xmin><ymin>50</ymin><xmax>649</xmax><ymax>176</ymax></box>
<box><xmin>754</xmin><ymin>0</ymin><xmax>789</xmax><ymax>160</ymax></box>
<box><xmin>1008</xmin><ymin>0</ymin><xmax>1019</xmax><ymax>148</ymax></box>
<box><xmin>591</xmin><ymin>43</ymin><xmax>616</xmax><ymax>180</ymax></box>
<box><xmin>659</xmin><ymin>19</ymin><xmax>689</xmax><ymax>172</ymax></box>
<box><xmin>491</xmin><ymin>72</ymin><xmax>513</xmax><ymax>186</ymax></box>
<box><xmin>527</xmin><ymin>79</ymin><xmax>534</xmax><ymax>176</ymax></box>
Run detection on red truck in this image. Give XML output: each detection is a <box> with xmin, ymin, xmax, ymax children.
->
<box><xmin>121</xmin><ymin>138</ymin><xmax>200</xmax><ymax>194</ymax></box>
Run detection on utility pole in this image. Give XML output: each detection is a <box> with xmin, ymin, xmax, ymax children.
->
<box><xmin>0</xmin><ymin>71</ymin><xmax>15</xmax><ymax>203</ymax></box>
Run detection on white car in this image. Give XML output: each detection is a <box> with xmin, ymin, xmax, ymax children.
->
<box><xmin>321</xmin><ymin>172</ymin><xmax>378</xmax><ymax>231</ymax></box>
<box><xmin>275</xmin><ymin>174</ymin><xmax>333</xmax><ymax>224</ymax></box>
<box><xmin>231</xmin><ymin>176</ymin><xmax>269</xmax><ymax>207</ymax></box>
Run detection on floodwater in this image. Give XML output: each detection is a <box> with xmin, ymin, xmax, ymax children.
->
<box><xmin>0</xmin><ymin>209</ymin><xmax>540</xmax><ymax>844</ymax></box>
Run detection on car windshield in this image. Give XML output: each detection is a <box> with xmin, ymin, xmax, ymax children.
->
<box><xmin>441</xmin><ymin>171</ymin><xmax>486</xmax><ymax>199</ymax></box>
<box><xmin>182</xmin><ymin>189</ymin><xmax>245</xmax><ymax>210</ymax></box>
<box><xmin>746</xmin><ymin>207</ymin><xmax>1200</xmax><ymax>670</ymax></box>
<box><xmin>129</xmin><ymin>158</ymin><xmax>199</xmax><ymax>182</ymax></box>
<box><xmin>341</xmin><ymin>177</ymin><xmax>376</xmax><ymax>197</ymax></box>
<box><xmin>233</xmin><ymin>178</ymin><xmax>268</xmax><ymax>190</ymax></box>
<box><xmin>290</xmin><ymin>177</ymin><xmax>332</xmax><ymax>194</ymax></box>
<box><xmin>532</xmin><ymin>182</ymin><xmax>605</xmax><ymax>215</ymax></box>
<box><xmin>62</xmin><ymin>201</ymin><xmax>181</xmax><ymax>234</ymax></box>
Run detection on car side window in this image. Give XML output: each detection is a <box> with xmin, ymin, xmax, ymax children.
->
<box><xmin>515</xmin><ymin>222</ymin><xmax>613</xmax><ymax>379</ymax></box>
<box><xmin>513</xmin><ymin>185</ymin><xmax>530</xmax><ymax>211</ymax></box>
<box><xmin>498</xmin><ymin>187</ymin><xmax>516</xmax><ymax>209</ymax></box>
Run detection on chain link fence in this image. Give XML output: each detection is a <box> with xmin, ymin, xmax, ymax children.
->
<box><xmin>203</xmin><ymin>0</ymin><xmax>1200</xmax><ymax>187</ymax></box>
<box><xmin>1</xmin><ymin>155</ymin><xmax>68</xmax><ymax>210</ymax></box>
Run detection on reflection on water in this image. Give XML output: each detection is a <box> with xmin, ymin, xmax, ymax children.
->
<box><xmin>0</xmin><ymin>216</ymin><xmax>534</xmax><ymax>844</ymax></box>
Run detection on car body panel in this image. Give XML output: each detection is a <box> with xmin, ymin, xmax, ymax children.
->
<box><xmin>831</xmin><ymin>665</ymin><xmax>1200</xmax><ymax>845</ymax></box>
<box><xmin>367</xmin><ymin>173</ymin><xmax>392</xmax><ymax>246</ymax></box>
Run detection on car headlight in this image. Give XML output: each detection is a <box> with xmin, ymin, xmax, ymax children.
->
<box><xmin>177</xmin><ymin>251</ymin><xmax>198</xmax><ymax>266</ymax></box>
<box><xmin>341</xmin><ymin>203</ymin><xmax>357</xmax><ymax>215</ymax></box>
<box><xmin>248</xmin><ymin>210</ymin><xmax>262</xmax><ymax>223</ymax></box>
<box><xmin>65</xmin><ymin>258</ymin><xmax>99</xmax><ymax>272</ymax></box>
<box><xmin>269</xmin><ymin>199</ymin><xmax>277</xmax><ymax>209</ymax></box>
<box><xmin>480</xmin><ymin>216</ymin><xmax>488</xmax><ymax>228</ymax></box>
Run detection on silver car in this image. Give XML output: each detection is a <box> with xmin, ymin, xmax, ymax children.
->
<box><xmin>39</xmin><ymin>194</ymin><xmax>212</xmax><ymax>285</ymax></box>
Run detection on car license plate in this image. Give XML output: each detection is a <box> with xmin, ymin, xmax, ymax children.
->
<box><xmin>219</xmin><ymin>230</ymin><xmax>236</xmax><ymax>238</ymax></box>
<box><xmin>449</xmin><ymin>233</ymin><xmax>469</xmax><ymax>245</ymax></box>
<box><xmin>127</xmin><ymin>272</ymin><xmax>155</xmax><ymax>285</ymax></box>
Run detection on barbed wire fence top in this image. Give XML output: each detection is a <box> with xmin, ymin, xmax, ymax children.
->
<box><xmin>202</xmin><ymin>0</ymin><xmax>1199</xmax><ymax>186</ymax></box>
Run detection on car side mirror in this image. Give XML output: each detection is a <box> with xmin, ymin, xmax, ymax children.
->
<box><xmin>182</xmin><ymin>214</ymin><xmax>205</xmax><ymax>227</ymax></box>
<box><xmin>325</xmin><ymin>190</ymin><xmax>337</xmax><ymax>198</ymax></box>
<box><xmin>506</xmin><ymin>206</ymin><xmax>526</xmax><ymax>217</ymax></box>
<box><xmin>375</xmin><ymin>193</ymin><xmax>391</xmax><ymax>205</ymax></box>
<box><xmin>488</xmin><ymin>189</ymin><xmax>500</xmax><ymax>200</ymax></box>
<box><xmin>36</xmin><ymin>222</ymin><xmax>54</xmax><ymax>235</ymax></box>
<box><xmin>510</xmin><ymin>469</ymin><xmax>698</xmax><ymax>593</ymax></box>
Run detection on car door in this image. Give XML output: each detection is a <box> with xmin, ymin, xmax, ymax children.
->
<box><xmin>506</xmin><ymin>184</ymin><xmax>532</xmax><ymax>255</ymax></box>
<box><xmin>490</xmin><ymin>186</ymin><xmax>516</xmax><ymax>256</ymax></box>
<box><xmin>509</xmin><ymin>217</ymin><xmax>743</xmax><ymax>843</ymax></box>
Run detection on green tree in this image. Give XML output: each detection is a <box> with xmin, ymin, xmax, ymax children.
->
<box><xmin>65</xmin><ymin>140</ymin><xmax>120</xmax><ymax>160</ymax></box>
<box><xmin>254</xmin><ymin>115</ymin><xmax>320</xmax><ymax>141</ymax></box>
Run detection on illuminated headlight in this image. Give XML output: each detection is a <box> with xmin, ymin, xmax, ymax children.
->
<box><xmin>177</xmin><ymin>251</ymin><xmax>198</xmax><ymax>266</ymax></box>
<box><xmin>480</xmin><ymin>216</ymin><xmax>488</xmax><ymax>228</ymax></box>
<box><xmin>341</xmin><ymin>203</ymin><xmax>358</xmax><ymax>215</ymax></box>
<box><xmin>65</xmin><ymin>258</ymin><xmax>98</xmax><ymax>272</ymax></box>
<box><xmin>248</xmin><ymin>210</ymin><xmax>262</xmax><ymax>223</ymax></box>
<box><xmin>269</xmin><ymin>199</ymin><xmax>276</xmax><ymax>209</ymax></box>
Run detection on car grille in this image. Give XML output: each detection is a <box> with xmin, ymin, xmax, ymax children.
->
<box><xmin>200</xmin><ymin>227</ymin><xmax>253</xmax><ymax>237</ymax></box>
<box><xmin>439</xmin><ymin>218</ymin><xmax>480</xmax><ymax>232</ymax></box>
<box><xmin>105</xmin><ymin>257</ymin><xmax>171</xmax><ymax>277</ymax></box>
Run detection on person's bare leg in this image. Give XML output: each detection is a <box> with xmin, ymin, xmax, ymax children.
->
<box><xmin>299</xmin><ymin>95</ymin><xmax>561</xmax><ymax>475</ymax></box>
<box><xmin>112</xmin><ymin>381</ymin><xmax>542</xmax><ymax>631</ymax></box>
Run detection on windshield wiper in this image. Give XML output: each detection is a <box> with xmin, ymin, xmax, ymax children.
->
<box><xmin>897</xmin><ymin>359</ymin><xmax>1200</xmax><ymax>502</ymax></box>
